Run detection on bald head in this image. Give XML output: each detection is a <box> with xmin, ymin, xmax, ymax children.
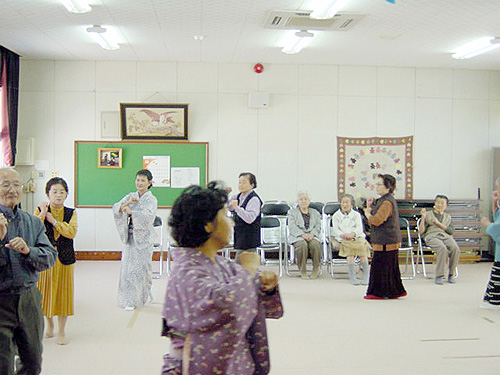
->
<box><xmin>0</xmin><ymin>168</ymin><xmax>22</xmax><ymax>208</ymax></box>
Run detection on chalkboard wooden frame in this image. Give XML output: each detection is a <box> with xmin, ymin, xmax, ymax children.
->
<box><xmin>74</xmin><ymin>140</ymin><xmax>208</xmax><ymax>208</ymax></box>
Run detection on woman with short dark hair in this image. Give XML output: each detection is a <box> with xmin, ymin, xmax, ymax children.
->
<box><xmin>363</xmin><ymin>174</ymin><xmax>406</xmax><ymax>299</ymax></box>
<box><xmin>113</xmin><ymin>169</ymin><xmax>157</xmax><ymax>311</ymax></box>
<box><xmin>229</xmin><ymin>172</ymin><xmax>262</xmax><ymax>254</ymax></box>
<box><xmin>162</xmin><ymin>182</ymin><xmax>282</xmax><ymax>375</ymax></box>
<box><xmin>35</xmin><ymin>177</ymin><xmax>77</xmax><ymax>345</ymax></box>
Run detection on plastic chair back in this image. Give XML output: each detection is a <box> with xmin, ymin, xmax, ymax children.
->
<box><xmin>309</xmin><ymin>201</ymin><xmax>324</xmax><ymax>214</ymax></box>
<box><xmin>323</xmin><ymin>202</ymin><xmax>340</xmax><ymax>216</ymax></box>
<box><xmin>262</xmin><ymin>202</ymin><xmax>290</xmax><ymax>216</ymax></box>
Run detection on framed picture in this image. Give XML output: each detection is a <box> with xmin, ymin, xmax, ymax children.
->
<box><xmin>98</xmin><ymin>148</ymin><xmax>123</xmax><ymax>169</ymax></box>
<box><xmin>120</xmin><ymin>103</ymin><xmax>188</xmax><ymax>140</ymax></box>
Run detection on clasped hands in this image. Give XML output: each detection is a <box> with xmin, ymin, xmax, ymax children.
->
<box><xmin>301</xmin><ymin>233</ymin><xmax>315</xmax><ymax>241</ymax></box>
<box><xmin>340</xmin><ymin>232</ymin><xmax>356</xmax><ymax>240</ymax></box>
<box><xmin>420</xmin><ymin>208</ymin><xmax>444</xmax><ymax>228</ymax></box>
<box><xmin>39</xmin><ymin>202</ymin><xmax>56</xmax><ymax>225</ymax></box>
<box><xmin>121</xmin><ymin>197</ymin><xmax>138</xmax><ymax>215</ymax></box>
<box><xmin>0</xmin><ymin>213</ymin><xmax>30</xmax><ymax>255</ymax></box>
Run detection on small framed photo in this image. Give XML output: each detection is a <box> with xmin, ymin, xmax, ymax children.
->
<box><xmin>98</xmin><ymin>148</ymin><xmax>123</xmax><ymax>169</ymax></box>
<box><xmin>120</xmin><ymin>103</ymin><xmax>188</xmax><ymax>140</ymax></box>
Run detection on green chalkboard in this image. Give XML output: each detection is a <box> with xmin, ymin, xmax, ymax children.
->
<box><xmin>75</xmin><ymin>141</ymin><xmax>208</xmax><ymax>208</ymax></box>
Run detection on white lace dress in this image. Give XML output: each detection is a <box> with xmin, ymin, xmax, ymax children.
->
<box><xmin>113</xmin><ymin>190</ymin><xmax>158</xmax><ymax>308</ymax></box>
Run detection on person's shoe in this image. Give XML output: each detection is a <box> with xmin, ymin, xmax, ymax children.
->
<box><xmin>364</xmin><ymin>294</ymin><xmax>384</xmax><ymax>300</ymax></box>
<box><xmin>125</xmin><ymin>306</ymin><xmax>135</xmax><ymax>311</ymax></box>
<box><xmin>435</xmin><ymin>277</ymin><xmax>444</xmax><ymax>285</ymax></box>
<box><xmin>479</xmin><ymin>301</ymin><xmax>500</xmax><ymax>310</ymax></box>
<box><xmin>56</xmin><ymin>335</ymin><xmax>69</xmax><ymax>345</ymax></box>
<box><xmin>300</xmin><ymin>271</ymin><xmax>309</xmax><ymax>280</ymax></box>
<box><xmin>310</xmin><ymin>268</ymin><xmax>320</xmax><ymax>279</ymax></box>
<box><xmin>448</xmin><ymin>275</ymin><xmax>456</xmax><ymax>284</ymax></box>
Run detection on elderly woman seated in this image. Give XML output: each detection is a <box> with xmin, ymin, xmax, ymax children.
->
<box><xmin>331</xmin><ymin>194</ymin><xmax>371</xmax><ymax>285</ymax></box>
<box><xmin>418</xmin><ymin>195</ymin><xmax>460</xmax><ymax>285</ymax></box>
<box><xmin>287</xmin><ymin>191</ymin><xmax>322</xmax><ymax>279</ymax></box>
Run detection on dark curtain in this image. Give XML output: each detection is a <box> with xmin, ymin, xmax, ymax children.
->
<box><xmin>0</xmin><ymin>46</ymin><xmax>20</xmax><ymax>166</ymax></box>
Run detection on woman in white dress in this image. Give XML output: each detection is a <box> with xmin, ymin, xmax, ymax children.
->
<box><xmin>113</xmin><ymin>169</ymin><xmax>158</xmax><ymax>310</ymax></box>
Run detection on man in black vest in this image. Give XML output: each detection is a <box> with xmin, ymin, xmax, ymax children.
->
<box><xmin>229</xmin><ymin>173</ymin><xmax>262</xmax><ymax>257</ymax></box>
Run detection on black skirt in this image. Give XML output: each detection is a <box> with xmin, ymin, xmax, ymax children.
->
<box><xmin>366</xmin><ymin>250</ymin><xmax>406</xmax><ymax>298</ymax></box>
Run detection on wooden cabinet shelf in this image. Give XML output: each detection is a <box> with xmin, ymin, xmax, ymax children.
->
<box><xmin>396</xmin><ymin>199</ymin><xmax>486</xmax><ymax>262</ymax></box>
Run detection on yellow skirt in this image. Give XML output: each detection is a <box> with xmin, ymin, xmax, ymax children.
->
<box><xmin>339</xmin><ymin>237</ymin><xmax>371</xmax><ymax>257</ymax></box>
<box><xmin>36</xmin><ymin>258</ymin><xmax>74</xmax><ymax>317</ymax></box>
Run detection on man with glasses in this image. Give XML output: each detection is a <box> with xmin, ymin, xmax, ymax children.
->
<box><xmin>0</xmin><ymin>168</ymin><xmax>56</xmax><ymax>375</ymax></box>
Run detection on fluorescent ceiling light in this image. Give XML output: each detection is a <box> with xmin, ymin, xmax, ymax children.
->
<box><xmin>452</xmin><ymin>37</ymin><xmax>500</xmax><ymax>59</ymax></box>
<box><xmin>87</xmin><ymin>25</ymin><xmax>120</xmax><ymax>50</ymax></box>
<box><xmin>60</xmin><ymin>0</ymin><xmax>91</xmax><ymax>13</ymax></box>
<box><xmin>310</xmin><ymin>0</ymin><xmax>351</xmax><ymax>19</ymax></box>
<box><xmin>281</xmin><ymin>30</ymin><xmax>314</xmax><ymax>55</ymax></box>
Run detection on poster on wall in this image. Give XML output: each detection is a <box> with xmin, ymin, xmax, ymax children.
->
<box><xmin>171</xmin><ymin>167</ymin><xmax>200</xmax><ymax>188</ymax></box>
<box><xmin>143</xmin><ymin>155</ymin><xmax>171</xmax><ymax>187</ymax></box>
<box><xmin>337</xmin><ymin>136</ymin><xmax>413</xmax><ymax>202</ymax></box>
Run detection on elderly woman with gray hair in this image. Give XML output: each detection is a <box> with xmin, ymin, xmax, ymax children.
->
<box><xmin>331</xmin><ymin>194</ymin><xmax>371</xmax><ymax>285</ymax></box>
<box><xmin>287</xmin><ymin>191</ymin><xmax>322</xmax><ymax>279</ymax></box>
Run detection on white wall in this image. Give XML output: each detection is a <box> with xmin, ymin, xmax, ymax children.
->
<box><xmin>16</xmin><ymin>60</ymin><xmax>500</xmax><ymax>251</ymax></box>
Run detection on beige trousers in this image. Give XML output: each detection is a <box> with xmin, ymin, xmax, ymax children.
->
<box><xmin>293</xmin><ymin>239</ymin><xmax>321</xmax><ymax>273</ymax></box>
<box><xmin>425</xmin><ymin>236</ymin><xmax>460</xmax><ymax>278</ymax></box>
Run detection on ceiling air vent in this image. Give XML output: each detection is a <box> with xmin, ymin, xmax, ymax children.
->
<box><xmin>264</xmin><ymin>10</ymin><xmax>364</xmax><ymax>31</ymax></box>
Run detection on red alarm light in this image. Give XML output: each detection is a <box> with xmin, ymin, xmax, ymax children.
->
<box><xmin>253</xmin><ymin>63</ymin><xmax>264</xmax><ymax>74</ymax></box>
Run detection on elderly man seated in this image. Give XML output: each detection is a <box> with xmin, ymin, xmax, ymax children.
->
<box><xmin>418</xmin><ymin>195</ymin><xmax>460</xmax><ymax>285</ymax></box>
<box><xmin>287</xmin><ymin>191</ymin><xmax>322</xmax><ymax>279</ymax></box>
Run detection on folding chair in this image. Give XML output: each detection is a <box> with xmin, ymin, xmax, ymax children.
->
<box><xmin>322</xmin><ymin>202</ymin><xmax>353</xmax><ymax>278</ymax></box>
<box><xmin>152</xmin><ymin>216</ymin><xmax>165</xmax><ymax>279</ymax></box>
<box><xmin>257</xmin><ymin>216</ymin><xmax>283</xmax><ymax>277</ymax></box>
<box><xmin>399</xmin><ymin>217</ymin><xmax>416</xmax><ymax>280</ymax></box>
<box><xmin>415</xmin><ymin>218</ymin><xmax>431</xmax><ymax>278</ymax></box>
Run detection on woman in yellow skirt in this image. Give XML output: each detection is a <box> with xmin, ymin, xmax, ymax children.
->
<box><xmin>35</xmin><ymin>177</ymin><xmax>77</xmax><ymax>345</ymax></box>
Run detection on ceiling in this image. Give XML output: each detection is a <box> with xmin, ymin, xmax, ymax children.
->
<box><xmin>1</xmin><ymin>0</ymin><xmax>500</xmax><ymax>70</ymax></box>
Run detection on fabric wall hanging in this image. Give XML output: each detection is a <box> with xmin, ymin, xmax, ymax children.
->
<box><xmin>337</xmin><ymin>136</ymin><xmax>413</xmax><ymax>203</ymax></box>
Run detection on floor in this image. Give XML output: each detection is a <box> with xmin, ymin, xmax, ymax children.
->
<box><xmin>40</xmin><ymin>260</ymin><xmax>500</xmax><ymax>375</ymax></box>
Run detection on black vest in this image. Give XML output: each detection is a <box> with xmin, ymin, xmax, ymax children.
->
<box><xmin>370</xmin><ymin>193</ymin><xmax>401</xmax><ymax>245</ymax></box>
<box><xmin>233</xmin><ymin>191</ymin><xmax>262</xmax><ymax>250</ymax></box>
<box><xmin>42</xmin><ymin>206</ymin><xmax>76</xmax><ymax>265</ymax></box>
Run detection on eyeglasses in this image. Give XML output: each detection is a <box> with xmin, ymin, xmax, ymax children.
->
<box><xmin>0</xmin><ymin>183</ymin><xmax>23</xmax><ymax>190</ymax></box>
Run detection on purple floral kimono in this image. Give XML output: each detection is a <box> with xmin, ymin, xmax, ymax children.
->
<box><xmin>162</xmin><ymin>247</ymin><xmax>283</xmax><ymax>375</ymax></box>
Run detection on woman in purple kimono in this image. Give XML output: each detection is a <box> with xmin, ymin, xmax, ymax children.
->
<box><xmin>162</xmin><ymin>182</ymin><xmax>283</xmax><ymax>375</ymax></box>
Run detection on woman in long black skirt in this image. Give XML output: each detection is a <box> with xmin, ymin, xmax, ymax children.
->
<box><xmin>363</xmin><ymin>174</ymin><xmax>406</xmax><ymax>300</ymax></box>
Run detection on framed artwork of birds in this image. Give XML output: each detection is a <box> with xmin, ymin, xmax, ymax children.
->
<box><xmin>120</xmin><ymin>103</ymin><xmax>188</xmax><ymax>140</ymax></box>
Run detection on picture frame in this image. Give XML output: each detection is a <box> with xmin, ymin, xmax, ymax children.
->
<box><xmin>120</xmin><ymin>103</ymin><xmax>188</xmax><ymax>140</ymax></box>
<box><xmin>98</xmin><ymin>148</ymin><xmax>123</xmax><ymax>169</ymax></box>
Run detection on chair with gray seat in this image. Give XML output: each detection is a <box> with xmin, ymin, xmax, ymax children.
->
<box><xmin>399</xmin><ymin>217</ymin><xmax>416</xmax><ymax>280</ymax></box>
<box><xmin>152</xmin><ymin>216</ymin><xmax>165</xmax><ymax>279</ymax></box>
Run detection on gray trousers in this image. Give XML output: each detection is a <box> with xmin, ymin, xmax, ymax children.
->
<box><xmin>293</xmin><ymin>239</ymin><xmax>321</xmax><ymax>272</ymax></box>
<box><xmin>0</xmin><ymin>287</ymin><xmax>44</xmax><ymax>375</ymax></box>
<box><xmin>425</xmin><ymin>235</ymin><xmax>460</xmax><ymax>278</ymax></box>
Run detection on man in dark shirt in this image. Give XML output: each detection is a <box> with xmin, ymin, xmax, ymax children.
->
<box><xmin>0</xmin><ymin>168</ymin><xmax>56</xmax><ymax>375</ymax></box>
